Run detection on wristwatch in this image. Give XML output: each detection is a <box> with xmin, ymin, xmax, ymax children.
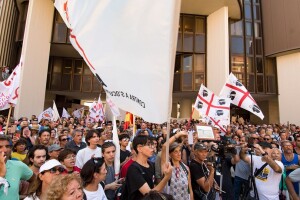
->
<box><xmin>262</xmin><ymin>152</ymin><xmax>268</xmax><ymax>156</ymax></box>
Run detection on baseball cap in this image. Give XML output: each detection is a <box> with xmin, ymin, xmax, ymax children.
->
<box><xmin>48</xmin><ymin>144</ymin><xmax>63</xmax><ymax>152</ymax></box>
<box><xmin>39</xmin><ymin>159</ymin><xmax>63</xmax><ymax>173</ymax></box>
<box><xmin>194</xmin><ymin>142</ymin><xmax>208</xmax><ymax>151</ymax></box>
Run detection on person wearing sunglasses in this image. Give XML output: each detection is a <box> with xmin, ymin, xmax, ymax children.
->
<box><xmin>264</xmin><ymin>135</ymin><xmax>272</xmax><ymax>144</ymax></box>
<box><xmin>80</xmin><ymin>157</ymin><xmax>108</xmax><ymax>200</ymax></box>
<box><xmin>58</xmin><ymin>134</ymin><xmax>68</xmax><ymax>149</ymax></box>
<box><xmin>25</xmin><ymin>159</ymin><xmax>65</xmax><ymax>200</ymax></box>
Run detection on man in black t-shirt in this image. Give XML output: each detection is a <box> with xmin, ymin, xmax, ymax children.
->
<box><xmin>190</xmin><ymin>143</ymin><xmax>215</xmax><ymax>199</ymax></box>
<box><xmin>119</xmin><ymin>134</ymin><xmax>131</xmax><ymax>166</ymax></box>
<box><xmin>125</xmin><ymin>135</ymin><xmax>172</xmax><ymax>200</ymax></box>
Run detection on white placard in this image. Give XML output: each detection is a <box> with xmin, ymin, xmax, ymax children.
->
<box><xmin>188</xmin><ymin>131</ymin><xmax>194</xmax><ymax>145</ymax></box>
<box><xmin>196</xmin><ymin>125</ymin><xmax>215</xmax><ymax>140</ymax></box>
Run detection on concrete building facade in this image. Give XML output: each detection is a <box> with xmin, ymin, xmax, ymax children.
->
<box><xmin>0</xmin><ymin>0</ymin><xmax>299</xmax><ymax>124</ymax></box>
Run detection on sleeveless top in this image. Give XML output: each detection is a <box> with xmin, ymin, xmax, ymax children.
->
<box><xmin>281</xmin><ymin>153</ymin><xmax>299</xmax><ymax>175</ymax></box>
<box><xmin>167</xmin><ymin>163</ymin><xmax>189</xmax><ymax>200</ymax></box>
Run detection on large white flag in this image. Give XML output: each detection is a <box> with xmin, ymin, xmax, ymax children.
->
<box><xmin>54</xmin><ymin>0</ymin><xmax>181</xmax><ymax>124</ymax></box>
<box><xmin>0</xmin><ymin>59</ymin><xmax>22</xmax><ymax>110</ymax></box>
<box><xmin>38</xmin><ymin>107</ymin><xmax>53</xmax><ymax>122</ymax></box>
<box><xmin>106</xmin><ymin>96</ymin><xmax>120</xmax><ymax>117</ymax></box>
<box><xmin>219</xmin><ymin>73</ymin><xmax>264</xmax><ymax>120</ymax></box>
<box><xmin>52</xmin><ymin>101</ymin><xmax>60</xmax><ymax>121</ymax></box>
<box><xmin>202</xmin><ymin>115</ymin><xmax>229</xmax><ymax>133</ymax></box>
<box><xmin>194</xmin><ymin>84</ymin><xmax>230</xmax><ymax>120</ymax></box>
<box><xmin>112</xmin><ymin>116</ymin><xmax>120</xmax><ymax>179</ymax></box>
<box><xmin>62</xmin><ymin>107</ymin><xmax>71</xmax><ymax>119</ymax></box>
<box><xmin>89</xmin><ymin>97</ymin><xmax>105</xmax><ymax>122</ymax></box>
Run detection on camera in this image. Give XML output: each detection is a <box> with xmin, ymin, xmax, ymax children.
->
<box><xmin>211</xmin><ymin>140</ymin><xmax>237</xmax><ymax>158</ymax></box>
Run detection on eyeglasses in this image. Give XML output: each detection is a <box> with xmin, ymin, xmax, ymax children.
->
<box><xmin>251</xmin><ymin>137</ymin><xmax>259</xmax><ymax>140</ymax></box>
<box><xmin>60</xmin><ymin>138</ymin><xmax>68</xmax><ymax>141</ymax></box>
<box><xmin>264</xmin><ymin>138</ymin><xmax>271</xmax><ymax>141</ymax></box>
<box><xmin>66</xmin><ymin>155</ymin><xmax>76</xmax><ymax>160</ymax></box>
<box><xmin>43</xmin><ymin>167</ymin><xmax>65</xmax><ymax>174</ymax></box>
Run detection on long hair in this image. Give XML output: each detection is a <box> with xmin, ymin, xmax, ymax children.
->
<box><xmin>80</xmin><ymin>158</ymin><xmax>105</xmax><ymax>187</ymax></box>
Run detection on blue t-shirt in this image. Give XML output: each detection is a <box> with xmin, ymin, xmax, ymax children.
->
<box><xmin>0</xmin><ymin>160</ymin><xmax>33</xmax><ymax>200</ymax></box>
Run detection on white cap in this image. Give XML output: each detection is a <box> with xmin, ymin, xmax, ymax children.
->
<box><xmin>39</xmin><ymin>159</ymin><xmax>62</xmax><ymax>174</ymax></box>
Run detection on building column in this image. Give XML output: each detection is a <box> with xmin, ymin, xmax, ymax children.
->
<box><xmin>277</xmin><ymin>53</ymin><xmax>300</xmax><ymax>125</ymax></box>
<box><xmin>14</xmin><ymin>0</ymin><xmax>54</xmax><ymax>118</ymax></box>
<box><xmin>207</xmin><ymin>7</ymin><xmax>229</xmax><ymax>94</ymax></box>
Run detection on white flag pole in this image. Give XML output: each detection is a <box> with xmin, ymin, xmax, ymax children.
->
<box><xmin>113</xmin><ymin>116</ymin><xmax>120</xmax><ymax>180</ymax></box>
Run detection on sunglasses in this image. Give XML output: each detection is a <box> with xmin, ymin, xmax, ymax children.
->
<box><xmin>251</xmin><ymin>137</ymin><xmax>259</xmax><ymax>140</ymax></box>
<box><xmin>43</xmin><ymin>167</ymin><xmax>65</xmax><ymax>174</ymax></box>
<box><xmin>264</xmin><ymin>138</ymin><xmax>271</xmax><ymax>141</ymax></box>
<box><xmin>122</xmin><ymin>138</ymin><xmax>129</xmax><ymax>142</ymax></box>
<box><xmin>60</xmin><ymin>138</ymin><xmax>68</xmax><ymax>141</ymax></box>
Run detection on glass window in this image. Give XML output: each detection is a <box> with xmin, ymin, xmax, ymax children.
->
<box><xmin>82</xmin><ymin>76</ymin><xmax>92</xmax><ymax>92</ymax></box>
<box><xmin>194</xmin><ymin>54</ymin><xmax>205</xmax><ymax>72</ymax></box>
<box><xmin>246</xmin><ymin>38</ymin><xmax>253</xmax><ymax>55</ymax></box>
<box><xmin>195</xmin><ymin>18</ymin><xmax>205</xmax><ymax>34</ymax></box>
<box><xmin>230</xmin><ymin>21</ymin><xmax>243</xmax><ymax>36</ymax></box>
<box><xmin>254</xmin><ymin>23</ymin><xmax>261</xmax><ymax>37</ymax></box>
<box><xmin>266</xmin><ymin>76</ymin><xmax>276</xmax><ymax>93</ymax></box>
<box><xmin>231</xmin><ymin>37</ymin><xmax>244</xmax><ymax>54</ymax></box>
<box><xmin>256</xmin><ymin>57</ymin><xmax>263</xmax><ymax>73</ymax></box>
<box><xmin>175</xmin><ymin>55</ymin><xmax>182</xmax><ymax>73</ymax></box>
<box><xmin>195</xmin><ymin>34</ymin><xmax>205</xmax><ymax>53</ymax></box>
<box><xmin>173</xmin><ymin>73</ymin><xmax>181</xmax><ymax>92</ymax></box>
<box><xmin>255</xmin><ymin>39</ymin><xmax>262</xmax><ymax>55</ymax></box>
<box><xmin>246</xmin><ymin>22</ymin><xmax>252</xmax><ymax>36</ymax></box>
<box><xmin>51</xmin><ymin>74</ymin><xmax>61</xmax><ymax>90</ymax></box>
<box><xmin>247</xmin><ymin>74</ymin><xmax>255</xmax><ymax>92</ymax></box>
<box><xmin>183</xmin><ymin>34</ymin><xmax>193</xmax><ymax>52</ymax></box>
<box><xmin>265</xmin><ymin>58</ymin><xmax>276</xmax><ymax>75</ymax></box>
<box><xmin>246</xmin><ymin>57</ymin><xmax>254</xmax><ymax>73</ymax></box>
<box><xmin>53</xmin><ymin>58</ymin><xmax>62</xmax><ymax>73</ymax></box>
<box><xmin>194</xmin><ymin>73</ymin><xmax>205</xmax><ymax>89</ymax></box>
<box><xmin>253</xmin><ymin>5</ymin><xmax>261</xmax><ymax>20</ymax></box>
<box><xmin>183</xmin><ymin>55</ymin><xmax>193</xmax><ymax>72</ymax></box>
<box><xmin>231</xmin><ymin>56</ymin><xmax>245</xmax><ymax>73</ymax></box>
<box><xmin>183</xmin><ymin>16</ymin><xmax>194</xmax><ymax>33</ymax></box>
<box><xmin>83</xmin><ymin>63</ymin><xmax>92</xmax><ymax>75</ymax></box>
<box><xmin>61</xmin><ymin>74</ymin><xmax>71</xmax><ymax>90</ymax></box>
<box><xmin>63</xmin><ymin>59</ymin><xmax>72</xmax><ymax>74</ymax></box>
<box><xmin>177</xmin><ymin>33</ymin><xmax>182</xmax><ymax>51</ymax></box>
<box><xmin>74</xmin><ymin>60</ymin><xmax>83</xmax><ymax>74</ymax></box>
<box><xmin>72</xmin><ymin>75</ymin><xmax>81</xmax><ymax>91</ymax></box>
<box><xmin>257</xmin><ymin>75</ymin><xmax>264</xmax><ymax>92</ymax></box>
<box><xmin>52</xmin><ymin>11</ymin><xmax>68</xmax><ymax>43</ymax></box>
<box><xmin>244</xmin><ymin>4</ymin><xmax>252</xmax><ymax>19</ymax></box>
<box><xmin>182</xmin><ymin>73</ymin><xmax>192</xmax><ymax>91</ymax></box>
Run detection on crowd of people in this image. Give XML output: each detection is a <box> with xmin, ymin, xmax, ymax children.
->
<box><xmin>0</xmin><ymin>114</ymin><xmax>300</xmax><ymax>200</ymax></box>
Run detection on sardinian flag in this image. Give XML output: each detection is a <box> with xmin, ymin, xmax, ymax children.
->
<box><xmin>0</xmin><ymin>59</ymin><xmax>22</xmax><ymax>110</ymax></box>
<box><xmin>202</xmin><ymin>115</ymin><xmax>229</xmax><ymax>133</ymax></box>
<box><xmin>72</xmin><ymin>107</ymin><xmax>84</xmax><ymax>119</ymax></box>
<box><xmin>62</xmin><ymin>107</ymin><xmax>71</xmax><ymax>119</ymax></box>
<box><xmin>38</xmin><ymin>107</ymin><xmax>53</xmax><ymax>122</ymax></box>
<box><xmin>89</xmin><ymin>97</ymin><xmax>105</xmax><ymax>122</ymax></box>
<box><xmin>106</xmin><ymin>96</ymin><xmax>120</xmax><ymax>117</ymax></box>
<box><xmin>219</xmin><ymin>73</ymin><xmax>264</xmax><ymax>120</ymax></box>
<box><xmin>194</xmin><ymin>84</ymin><xmax>230</xmax><ymax>120</ymax></box>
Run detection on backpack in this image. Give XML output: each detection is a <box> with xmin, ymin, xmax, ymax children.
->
<box><xmin>119</xmin><ymin>161</ymin><xmax>153</xmax><ymax>200</ymax></box>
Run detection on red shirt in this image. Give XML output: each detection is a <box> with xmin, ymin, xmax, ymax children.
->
<box><xmin>63</xmin><ymin>166</ymin><xmax>81</xmax><ymax>174</ymax></box>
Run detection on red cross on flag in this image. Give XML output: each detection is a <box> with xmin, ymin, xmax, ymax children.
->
<box><xmin>89</xmin><ymin>96</ymin><xmax>105</xmax><ymax>122</ymax></box>
<box><xmin>194</xmin><ymin>84</ymin><xmax>230</xmax><ymax>120</ymax></box>
<box><xmin>202</xmin><ymin>115</ymin><xmax>229</xmax><ymax>133</ymax></box>
<box><xmin>0</xmin><ymin>59</ymin><xmax>22</xmax><ymax>111</ymax></box>
<box><xmin>219</xmin><ymin>73</ymin><xmax>264</xmax><ymax>120</ymax></box>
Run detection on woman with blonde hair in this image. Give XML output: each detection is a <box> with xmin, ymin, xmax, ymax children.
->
<box><xmin>46</xmin><ymin>174</ymin><xmax>83</xmax><ymax>200</ymax></box>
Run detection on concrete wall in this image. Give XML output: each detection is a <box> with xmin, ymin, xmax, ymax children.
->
<box><xmin>277</xmin><ymin>52</ymin><xmax>300</xmax><ymax>124</ymax></box>
<box><xmin>261</xmin><ymin>0</ymin><xmax>300</xmax><ymax>56</ymax></box>
<box><xmin>14</xmin><ymin>0</ymin><xmax>54</xmax><ymax>118</ymax></box>
<box><xmin>207</xmin><ymin>7</ymin><xmax>229</xmax><ymax>94</ymax></box>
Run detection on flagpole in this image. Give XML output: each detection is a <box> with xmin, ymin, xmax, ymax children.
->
<box><xmin>133</xmin><ymin>115</ymin><xmax>136</xmax><ymax>137</ymax></box>
<box><xmin>4</xmin><ymin>104</ymin><xmax>12</xmax><ymax>135</ymax></box>
<box><xmin>113</xmin><ymin>116</ymin><xmax>120</xmax><ymax>180</ymax></box>
<box><xmin>165</xmin><ymin>118</ymin><xmax>171</xmax><ymax>164</ymax></box>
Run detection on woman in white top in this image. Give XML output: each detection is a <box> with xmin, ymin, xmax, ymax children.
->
<box><xmin>80</xmin><ymin>157</ymin><xmax>108</xmax><ymax>200</ymax></box>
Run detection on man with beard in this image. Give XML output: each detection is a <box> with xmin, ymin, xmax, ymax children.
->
<box><xmin>38</xmin><ymin>130</ymin><xmax>51</xmax><ymax>147</ymax></box>
<box><xmin>28</xmin><ymin>145</ymin><xmax>48</xmax><ymax>175</ymax></box>
<box><xmin>0</xmin><ymin>135</ymin><xmax>35</xmax><ymax>199</ymax></box>
<box><xmin>281</xmin><ymin>140</ymin><xmax>300</xmax><ymax>196</ymax></box>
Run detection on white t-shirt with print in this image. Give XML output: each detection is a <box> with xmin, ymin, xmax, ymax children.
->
<box><xmin>249</xmin><ymin>155</ymin><xmax>284</xmax><ymax>200</ymax></box>
<box><xmin>75</xmin><ymin>147</ymin><xmax>102</xmax><ymax>169</ymax></box>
